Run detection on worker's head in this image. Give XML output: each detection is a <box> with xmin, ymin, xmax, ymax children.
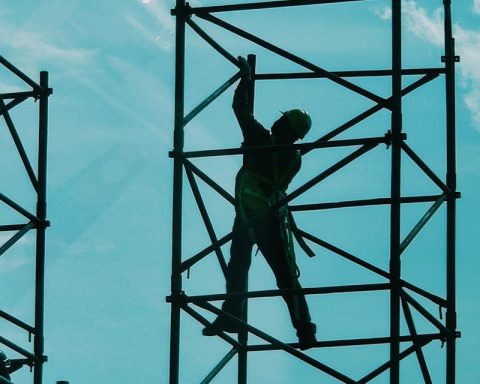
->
<box><xmin>272</xmin><ymin>109</ymin><xmax>311</xmax><ymax>143</ymax></box>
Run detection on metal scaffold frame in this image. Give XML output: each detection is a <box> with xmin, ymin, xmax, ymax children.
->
<box><xmin>168</xmin><ymin>0</ymin><xmax>460</xmax><ymax>383</ymax></box>
<box><xmin>0</xmin><ymin>56</ymin><xmax>51</xmax><ymax>384</ymax></box>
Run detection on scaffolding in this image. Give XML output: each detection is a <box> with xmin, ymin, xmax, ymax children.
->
<box><xmin>168</xmin><ymin>1</ymin><xmax>460</xmax><ymax>383</ymax></box>
<box><xmin>0</xmin><ymin>56</ymin><xmax>50</xmax><ymax>384</ymax></box>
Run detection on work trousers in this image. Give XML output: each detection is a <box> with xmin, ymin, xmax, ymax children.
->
<box><xmin>222</xmin><ymin>210</ymin><xmax>315</xmax><ymax>334</ymax></box>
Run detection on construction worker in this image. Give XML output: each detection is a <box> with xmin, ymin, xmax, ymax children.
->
<box><xmin>203</xmin><ymin>56</ymin><xmax>317</xmax><ymax>350</ymax></box>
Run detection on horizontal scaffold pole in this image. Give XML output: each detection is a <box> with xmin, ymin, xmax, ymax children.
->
<box><xmin>255</xmin><ymin>67</ymin><xmax>445</xmax><ymax>80</ymax></box>
<box><xmin>197</xmin><ymin>12</ymin><xmax>386</xmax><ymax>104</ymax></box>
<box><xmin>173</xmin><ymin>0</ymin><xmax>368</xmax><ymax>15</ymax></box>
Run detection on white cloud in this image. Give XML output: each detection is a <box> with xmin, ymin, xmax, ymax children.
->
<box><xmin>0</xmin><ymin>15</ymin><xmax>97</xmax><ymax>78</ymax></box>
<box><xmin>372</xmin><ymin>1</ymin><xmax>480</xmax><ymax>131</ymax></box>
<box><xmin>372</xmin><ymin>5</ymin><xmax>392</xmax><ymax>21</ymax></box>
<box><xmin>474</xmin><ymin>0</ymin><xmax>480</xmax><ymax>15</ymax></box>
<box><xmin>403</xmin><ymin>0</ymin><xmax>444</xmax><ymax>46</ymax></box>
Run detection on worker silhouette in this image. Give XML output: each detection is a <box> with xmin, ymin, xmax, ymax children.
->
<box><xmin>203</xmin><ymin>56</ymin><xmax>317</xmax><ymax>350</ymax></box>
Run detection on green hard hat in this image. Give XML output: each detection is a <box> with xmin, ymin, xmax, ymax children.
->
<box><xmin>283</xmin><ymin>109</ymin><xmax>312</xmax><ymax>139</ymax></box>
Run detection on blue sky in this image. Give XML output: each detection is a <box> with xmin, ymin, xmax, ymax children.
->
<box><xmin>0</xmin><ymin>0</ymin><xmax>479</xmax><ymax>383</ymax></box>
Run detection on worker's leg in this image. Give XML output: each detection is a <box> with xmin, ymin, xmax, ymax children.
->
<box><xmin>254</xmin><ymin>214</ymin><xmax>315</xmax><ymax>336</ymax></box>
<box><xmin>222</xmin><ymin>214</ymin><xmax>254</xmax><ymax>318</ymax></box>
<box><xmin>203</xmin><ymin>214</ymin><xmax>253</xmax><ymax>335</ymax></box>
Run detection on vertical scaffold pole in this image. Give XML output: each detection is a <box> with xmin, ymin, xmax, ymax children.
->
<box><xmin>170</xmin><ymin>1</ymin><xmax>186</xmax><ymax>383</ymax></box>
<box><xmin>237</xmin><ymin>54</ymin><xmax>257</xmax><ymax>384</ymax></box>
<box><xmin>390</xmin><ymin>1</ymin><xmax>402</xmax><ymax>383</ymax></box>
<box><xmin>443</xmin><ymin>1</ymin><xmax>457</xmax><ymax>383</ymax></box>
<box><xmin>34</xmin><ymin>71</ymin><xmax>49</xmax><ymax>384</ymax></box>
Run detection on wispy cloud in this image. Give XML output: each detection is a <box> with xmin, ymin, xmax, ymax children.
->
<box><xmin>372</xmin><ymin>1</ymin><xmax>480</xmax><ymax>130</ymax></box>
<box><xmin>372</xmin><ymin>5</ymin><xmax>392</xmax><ymax>21</ymax></box>
<box><xmin>474</xmin><ymin>0</ymin><xmax>480</xmax><ymax>15</ymax></box>
<box><xmin>0</xmin><ymin>14</ymin><xmax>97</xmax><ymax>78</ymax></box>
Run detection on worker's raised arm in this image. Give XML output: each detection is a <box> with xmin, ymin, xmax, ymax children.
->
<box><xmin>232</xmin><ymin>56</ymin><xmax>269</xmax><ymax>145</ymax></box>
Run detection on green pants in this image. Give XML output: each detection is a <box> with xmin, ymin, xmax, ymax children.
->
<box><xmin>222</xmin><ymin>209</ymin><xmax>315</xmax><ymax>335</ymax></box>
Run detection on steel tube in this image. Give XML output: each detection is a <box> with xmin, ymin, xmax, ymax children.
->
<box><xmin>173</xmin><ymin>136</ymin><xmax>386</xmax><ymax>159</ymax></box>
<box><xmin>184</xmin><ymin>72</ymin><xmax>240</xmax><ymax>126</ymax></box>
<box><xmin>389</xmin><ymin>1</ymin><xmax>402</xmax><ymax>382</ymax></box>
<box><xmin>200</xmin><ymin>349</ymin><xmax>237</xmax><ymax>384</ymax></box>
<box><xmin>402</xmin><ymin>292</ymin><xmax>449</xmax><ymax>334</ymax></box>
<box><xmin>0</xmin><ymin>222</ymin><xmax>35</xmax><ymax>257</ymax></box>
<box><xmin>185</xmin><ymin>166</ymin><xmax>228</xmax><ymax>276</ymax></box>
<box><xmin>247</xmin><ymin>333</ymin><xmax>442</xmax><ymax>352</ymax></box>
<box><xmin>179</xmin><ymin>283</ymin><xmax>390</xmax><ymax>303</ymax></box>
<box><xmin>304</xmin><ymin>73</ymin><xmax>437</xmax><ymax>152</ymax></box>
<box><xmin>0</xmin><ymin>192</ymin><xmax>39</xmax><ymax>221</ymax></box>
<box><xmin>402</xmin><ymin>142</ymin><xmax>451</xmax><ymax>193</ymax></box>
<box><xmin>0</xmin><ymin>56</ymin><xmax>42</xmax><ymax>91</ymax></box>
<box><xmin>33</xmin><ymin>71</ymin><xmax>49</xmax><ymax>384</ymax></box>
<box><xmin>184</xmin><ymin>160</ymin><xmax>235</xmax><ymax>205</ymax></box>
<box><xmin>0</xmin><ymin>98</ymin><xmax>39</xmax><ymax>191</ymax></box>
<box><xmin>358</xmin><ymin>338</ymin><xmax>433</xmax><ymax>384</ymax></box>
<box><xmin>400</xmin><ymin>194</ymin><xmax>447</xmax><ymax>254</ymax></box>
<box><xmin>198</xmin><ymin>13</ymin><xmax>386</xmax><ymax>104</ymax></box>
<box><xmin>401</xmin><ymin>295</ymin><xmax>432</xmax><ymax>383</ymax></box>
<box><xmin>255</xmin><ymin>67</ymin><xmax>444</xmax><ymax>80</ymax></box>
<box><xmin>169</xmin><ymin>2</ymin><xmax>186</xmax><ymax>383</ymax></box>
<box><xmin>178</xmin><ymin>0</ymin><xmax>367</xmax><ymax>15</ymax></box>
<box><xmin>0</xmin><ymin>310</ymin><xmax>35</xmax><ymax>333</ymax></box>
<box><xmin>197</xmin><ymin>301</ymin><xmax>357</xmax><ymax>384</ymax></box>
<box><xmin>290</xmin><ymin>194</ymin><xmax>447</xmax><ymax>211</ymax></box>
<box><xmin>186</xmin><ymin>18</ymin><xmax>239</xmax><ymax>66</ymax></box>
<box><xmin>443</xmin><ymin>1</ymin><xmax>458</xmax><ymax>382</ymax></box>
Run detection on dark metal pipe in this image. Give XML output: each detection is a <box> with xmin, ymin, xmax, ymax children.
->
<box><xmin>175</xmin><ymin>0</ymin><xmax>367</xmax><ymax>15</ymax></box>
<box><xmin>34</xmin><ymin>71</ymin><xmax>49</xmax><ymax>384</ymax></box>
<box><xmin>0</xmin><ymin>91</ymin><xmax>38</xmax><ymax>100</ymax></box>
<box><xmin>0</xmin><ymin>222</ymin><xmax>35</xmax><ymax>257</ymax></box>
<box><xmin>186</xmin><ymin>18</ymin><xmax>239</xmax><ymax>66</ymax></box>
<box><xmin>402</xmin><ymin>292</ymin><xmax>449</xmax><ymax>334</ymax></box>
<box><xmin>358</xmin><ymin>338</ymin><xmax>433</xmax><ymax>384</ymax></box>
<box><xmin>401</xmin><ymin>295</ymin><xmax>432</xmax><ymax>383</ymax></box>
<box><xmin>0</xmin><ymin>310</ymin><xmax>35</xmax><ymax>333</ymax></box>
<box><xmin>0</xmin><ymin>56</ymin><xmax>42</xmax><ymax>91</ymax></box>
<box><xmin>290</xmin><ymin>194</ymin><xmax>448</xmax><ymax>211</ymax></box>
<box><xmin>198</xmin><ymin>13</ymin><xmax>386</xmax><ymax>104</ymax></box>
<box><xmin>0</xmin><ymin>97</ymin><xmax>39</xmax><ymax>192</ymax></box>
<box><xmin>0</xmin><ymin>335</ymin><xmax>37</xmax><ymax>361</ymax></box>
<box><xmin>443</xmin><ymin>1</ymin><xmax>458</xmax><ymax>382</ymax></box>
<box><xmin>255</xmin><ymin>67</ymin><xmax>444</xmax><ymax>80</ymax></box>
<box><xmin>172</xmin><ymin>136</ymin><xmax>386</xmax><ymax>159</ymax></box>
<box><xmin>200</xmin><ymin>349</ymin><xmax>237</xmax><ymax>384</ymax></box>
<box><xmin>297</xmin><ymin>229</ymin><xmax>447</xmax><ymax>307</ymax></box>
<box><xmin>400</xmin><ymin>194</ymin><xmax>447</xmax><ymax>254</ymax></box>
<box><xmin>401</xmin><ymin>142</ymin><xmax>451</xmax><ymax>193</ymax></box>
<box><xmin>0</xmin><ymin>192</ymin><xmax>39</xmax><ymax>221</ymax></box>
<box><xmin>389</xmin><ymin>1</ymin><xmax>403</xmax><ymax>381</ymax></box>
<box><xmin>184</xmin><ymin>160</ymin><xmax>235</xmax><ymax>205</ymax></box>
<box><xmin>185</xmin><ymin>166</ymin><xmax>228</xmax><ymax>276</ymax></box>
<box><xmin>247</xmin><ymin>333</ymin><xmax>442</xmax><ymax>352</ymax></box>
<box><xmin>178</xmin><ymin>283</ymin><xmax>390</xmax><ymax>303</ymax></box>
<box><xmin>197</xmin><ymin>301</ymin><xmax>357</xmax><ymax>384</ymax></box>
<box><xmin>303</xmin><ymin>73</ymin><xmax>437</xmax><ymax>152</ymax></box>
<box><xmin>184</xmin><ymin>72</ymin><xmax>241</xmax><ymax>126</ymax></box>
<box><xmin>169</xmin><ymin>2</ymin><xmax>186</xmax><ymax>383</ymax></box>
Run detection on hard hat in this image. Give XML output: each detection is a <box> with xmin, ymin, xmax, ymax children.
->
<box><xmin>283</xmin><ymin>109</ymin><xmax>312</xmax><ymax>139</ymax></box>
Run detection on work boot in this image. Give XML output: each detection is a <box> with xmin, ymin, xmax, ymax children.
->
<box><xmin>297</xmin><ymin>323</ymin><xmax>317</xmax><ymax>351</ymax></box>
<box><xmin>202</xmin><ymin>316</ymin><xmax>241</xmax><ymax>336</ymax></box>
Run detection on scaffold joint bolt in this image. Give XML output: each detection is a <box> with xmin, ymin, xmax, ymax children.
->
<box><xmin>441</xmin><ymin>55</ymin><xmax>460</xmax><ymax>63</ymax></box>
